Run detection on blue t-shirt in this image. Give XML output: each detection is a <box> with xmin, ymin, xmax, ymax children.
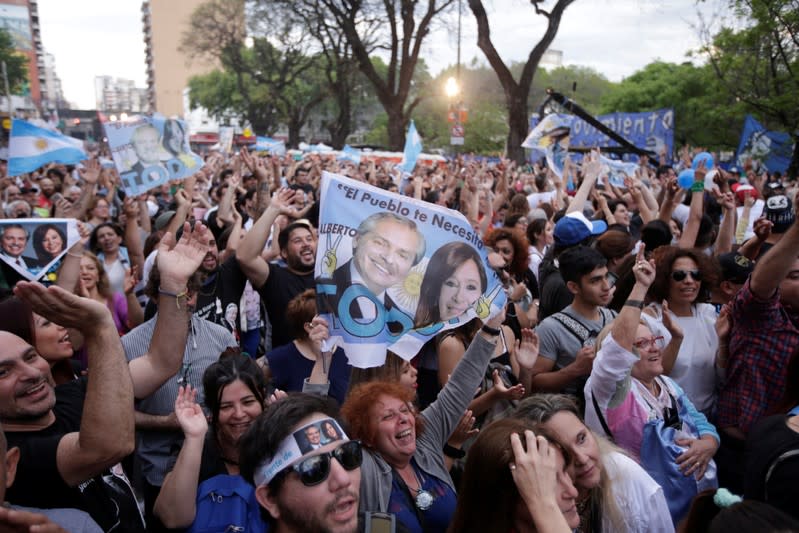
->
<box><xmin>387</xmin><ymin>459</ymin><xmax>456</xmax><ymax>533</ymax></box>
<box><xmin>266</xmin><ymin>342</ymin><xmax>350</xmax><ymax>405</ymax></box>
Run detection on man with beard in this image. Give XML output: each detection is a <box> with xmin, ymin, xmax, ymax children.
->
<box><xmin>240</xmin><ymin>394</ymin><xmax>369</xmax><ymax>533</ymax></box>
<box><xmin>0</xmin><ymin>221</ymin><xmax>211</xmax><ymax>532</ymax></box>
<box><xmin>238</xmin><ymin>187</ymin><xmax>317</xmax><ymax>349</ymax></box>
<box><xmin>531</xmin><ymin>245</ymin><xmax>617</xmax><ymax>398</ymax></box>
<box><xmin>143</xmin><ymin>222</ymin><xmax>248</xmax><ymax>339</ymax></box>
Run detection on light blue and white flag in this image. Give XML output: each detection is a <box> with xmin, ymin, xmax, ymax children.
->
<box><xmin>599</xmin><ymin>155</ymin><xmax>639</xmax><ymax>188</ymax></box>
<box><xmin>398</xmin><ymin>120</ymin><xmax>422</xmax><ymax>175</ymax></box>
<box><xmin>337</xmin><ymin>144</ymin><xmax>361</xmax><ymax>165</ymax></box>
<box><xmin>8</xmin><ymin>119</ymin><xmax>87</xmax><ymax>176</ymax></box>
<box><xmin>522</xmin><ymin>114</ymin><xmax>571</xmax><ymax>179</ymax></box>
<box><xmin>255</xmin><ymin>136</ymin><xmax>286</xmax><ymax>156</ymax></box>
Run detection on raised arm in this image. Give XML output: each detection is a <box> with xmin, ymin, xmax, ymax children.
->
<box><xmin>611</xmin><ymin>246</ymin><xmax>655</xmax><ymax>351</ymax></box>
<box><xmin>122</xmin><ymin>197</ymin><xmax>145</xmax><ymax>274</ymax></box>
<box><xmin>750</xmin><ymin>206</ymin><xmax>799</xmax><ymax>300</ymax></box>
<box><xmin>14</xmin><ymin>282</ymin><xmax>134</xmax><ymax>487</ymax></box>
<box><xmin>236</xmin><ymin>188</ymin><xmax>300</xmax><ymax>288</ymax></box>
<box><xmin>567</xmin><ymin>150</ymin><xmax>600</xmax><ymax>215</ymax></box>
<box><xmin>128</xmin><ymin>221</ymin><xmax>212</xmax><ymax>399</ymax></box>
<box><xmin>713</xmin><ymin>191</ymin><xmax>736</xmax><ymax>256</ymax></box>
<box><xmin>422</xmin><ymin>310</ymin><xmax>504</xmax><ymax>446</ymax></box>
<box><xmin>154</xmin><ymin>385</ymin><xmax>208</xmax><ymax>529</ymax></box>
<box><xmin>678</xmin><ymin>162</ymin><xmax>706</xmax><ymax>249</ymax></box>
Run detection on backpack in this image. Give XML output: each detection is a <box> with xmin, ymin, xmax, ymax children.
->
<box><xmin>188</xmin><ymin>474</ymin><xmax>268</xmax><ymax>533</ymax></box>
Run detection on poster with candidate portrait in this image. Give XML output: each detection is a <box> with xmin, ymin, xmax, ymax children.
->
<box><xmin>102</xmin><ymin>115</ymin><xmax>204</xmax><ymax>196</ymax></box>
<box><xmin>316</xmin><ymin>172</ymin><xmax>507</xmax><ymax>368</ymax></box>
<box><xmin>0</xmin><ymin>218</ymin><xmax>80</xmax><ymax>281</ymax></box>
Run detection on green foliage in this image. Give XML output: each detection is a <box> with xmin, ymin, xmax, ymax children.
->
<box><xmin>599</xmin><ymin>61</ymin><xmax>744</xmax><ymax>149</ymax></box>
<box><xmin>0</xmin><ymin>29</ymin><xmax>28</xmax><ymax>94</ymax></box>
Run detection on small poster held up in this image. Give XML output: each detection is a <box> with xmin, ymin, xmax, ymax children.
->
<box><xmin>0</xmin><ymin>219</ymin><xmax>80</xmax><ymax>281</ymax></box>
<box><xmin>316</xmin><ymin>172</ymin><xmax>507</xmax><ymax>368</ymax></box>
<box><xmin>103</xmin><ymin>115</ymin><xmax>204</xmax><ymax>196</ymax></box>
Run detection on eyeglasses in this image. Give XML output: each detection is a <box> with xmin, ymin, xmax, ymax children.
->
<box><xmin>633</xmin><ymin>336</ymin><xmax>664</xmax><ymax>350</ymax></box>
<box><xmin>290</xmin><ymin>440</ymin><xmax>363</xmax><ymax>486</ymax></box>
<box><xmin>670</xmin><ymin>270</ymin><xmax>702</xmax><ymax>282</ymax></box>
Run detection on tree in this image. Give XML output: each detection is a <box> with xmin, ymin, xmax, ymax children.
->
<box><xmin>299</xmin><ymin>0</ymin><xmax>457</xmax><ymax>150</ymax></box>
<box><xmin>599</xmin><ymin>61</ymin><xmax>744</xmax><ymax>150</ymax></box>
<box><xmin>698</xmin><ymin>0</ymin><xmax>799</xmax><ymax>176</ymax></box>
<box><xmin>468</xmin><ymin>0</ymin><xmax>575</xmax><ymax>163</ymax></box>
<box><xmin>183</xmin><ymin>0</ymin><xmax>327</xmax><ymax>144</ymax></box>
<box><xmin>0</xmin><ymin>29</ymin><xmax>28</xmax><ymax>95</ymax></box>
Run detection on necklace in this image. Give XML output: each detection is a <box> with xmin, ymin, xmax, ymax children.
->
<box><xmin>409</xmin><ymin>465</ymin><xmax>435</xmax><ymax>511</ymax></box>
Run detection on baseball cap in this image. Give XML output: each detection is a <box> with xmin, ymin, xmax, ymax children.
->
<box><xmin>553</xmin><ymin>212</ymin><xmax>607</xmax><ymax>247</ymax></box>
<box><xmin>154</xmin><ymin>210</ymin><xmax>176</xmax><ymax>231</ymax></box>
<box><xmin>717</xmin><ymin>252</ymin><xmax>754</xmax><ymax>285</ymax></box>
<box><xmin>764</xmin><ymin>194</ymin><xmax>795</xmax><ymax>233</ymax></box>
<box><xmin>731</xmin><ymin>183</ymin><xmax>758</xmax><ymax>204</ymax></box>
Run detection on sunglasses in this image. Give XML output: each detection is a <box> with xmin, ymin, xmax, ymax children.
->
<box><xmin>290</xmin><ymin>440</ymin><xmax>363</xmax><ymax>486</ymax></box>
<box><xmin>670</xmin><ymin>270</ymin><xmax>702</xmax><ymax>282</ymax></box>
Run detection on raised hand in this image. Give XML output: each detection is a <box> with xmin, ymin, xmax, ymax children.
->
<box><xmin>491</xmin><ymin>369</ymin><xmax>525</xmax><ymax>401</ymax></box>
<box><xmin>660</xmin><ymin>300</ymin><xmax>683</xmax><ymax>339</ymax></box>
<box><xmin>78</xmin><ymin>159</ymin><xmax>101</xmax><ymax>185</ymax></box>
<box><xmin>515</xmin><ymin>328</ymin><xmax>540</xmax><ymax>370</ymax></box>
<box><xmin>632</xmin><ymin>246</ymin><xmax>656</xmax><ymax>288</ymax></box>
<box><xmin>753</xmin><ymin>217</ymin><xmax>772</xmax><ymax>241</ymax></box>
<box><xmin>715</xmin><ymin>304</ymin><xmax>731</xmax><ymax>342</ymax></box>
<box><xmin>447</xmin><ymin>409</ymin><xmax>478</xmax><ymax>448</ymax></box>
<box><xmin>123</xmin><ymin>265</ymin><xmax>139</xmax><ymax>294</ymax></box>
<box><xmin>156</xmin><ymin>221</ymin><xmax>212</xmax><ymax>292</ymax></box>
<box><xmin>14</xmin><ymin>282</ymin><xmax>111</xmax><ymax>330</ymax></box>
<box><xmin>174</xmin><ymin>385</ymin><xmax>208</xmax><ymax>439</ymax></box>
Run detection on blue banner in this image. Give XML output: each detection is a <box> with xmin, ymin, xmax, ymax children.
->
<box><xmin>103</xmin><ymin>115</ymin><xmax>204</xmax><ymax>196</ymax></box>
<box><xmin>529</xmin><ymin>109</ymin><xmax>674</xmax><ymax>161</ymax></box>
<box><xmin>736</xmin><ymin>115</ymin><xmax>793</xmax><ymax>173</ymax></box>
<box><xmin>315</xmin><ymin>172</ymin><xmax>506</xmax><ymax>367</ymax></box>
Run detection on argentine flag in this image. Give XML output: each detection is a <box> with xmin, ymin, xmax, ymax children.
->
<box><xmin>338</xmin><ymin>144</ymin><xmax>362</xmax><ymax>165</ymax></box>
<box><xmin>8</xmin><ymin>119</ymin><xmax>87</xmax><ymax>176</ymax></box>
<box><xmin>398</xmin><ymin>120</ymin><xmax>422</xmax><ymax>175</ymax></box>
<box><xmin>255</xmin><ymin>136</ymin><xmax>286</xmax><ymax>156</ymax></box>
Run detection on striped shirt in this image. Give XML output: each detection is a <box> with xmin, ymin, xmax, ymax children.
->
<box><xmin>122</xmin><ymin>314</ymin><xmax>236</xmax><ymax>485</ymax></box>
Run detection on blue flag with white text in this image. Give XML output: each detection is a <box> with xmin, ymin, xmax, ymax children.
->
<box><xmin>398</xmin><ymin>121</ymin><xmax>422</xmax><ymax>174</ymax></box>
<box><xmin>8</xmin><ymin>119</ymin><xmax>87</xmax><ymax>176</ymax></box>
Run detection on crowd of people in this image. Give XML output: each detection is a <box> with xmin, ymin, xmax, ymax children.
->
<box><xmin>0</xmin><ymin>142</ymin><xmax>798</xmax><ymax>533</ymax></box>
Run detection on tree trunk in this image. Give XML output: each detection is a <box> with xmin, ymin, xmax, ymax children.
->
<box><xmin>287</xmin><ymin>115</ymin><xmax>302</xmax><ymax>148</ymax></box>
<box><xmin>386</xmin><ymin>103</ymin><xmax>406</xmax><ymax>151</ymax></box>
<box><xmin>327</xmin><ymin>84</ymin><xmax>352</xmax><ymax>149</ymax></box>
<box><xmin>506</xmin><ymin>92</ymin><xmax>529</xmax><ymax>164</ymax></box>
<box><xmin>788</xmin><ymin>134</ymin><xmax>799</xmax><ymax>180</ymax></box>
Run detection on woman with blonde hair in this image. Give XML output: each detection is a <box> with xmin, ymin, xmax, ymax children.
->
<box><xmin>79</xmin><ymin>251</ymin><xmax>142</xmax><ymax>334</ymax></box>
<box><xmin>514</xmin><ymin>394</ymin><xmax>674</xmax><ymax>532</ymax></box>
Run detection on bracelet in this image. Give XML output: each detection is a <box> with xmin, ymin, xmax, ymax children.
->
<box><xmin>443</xmin><ymin>443</ymin><xmax>466</xmax><ymax>459</ymax></box>
<box><xmin>691</xmin><ymin>181</ymin><xmax>705</xmax><ymax>193</ymax></box>
<box><xmin>624</xmin><ymin>299</ymin><xmax>645</xmax><ymax>309</ymax></box>
<box><xmin>481</xmin><ymin>324</ymin><xmax>501</xmax><ymax>336</ymax></box>
<box><xmin>158</xmin><ymin>287</ymin><xmax>188</xmax><ymax>310</ymax></box>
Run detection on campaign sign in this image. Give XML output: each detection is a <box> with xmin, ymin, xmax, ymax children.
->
<box><xmin>0</xmin><ymin>218</ymin><xmax>80</xmax><ymax>281</ymax></box>
<box><xmin>316</xmin><ymin>172</ymin><xmax>507</xmax><ymax>368</ymax></box>
<box><xmin>529</xmin><ymin>109</ymin><xmax>674</xmax><ymax>163</ymax></box>
<box><xmin>103</xmin><ymin>116</ymin><xmax>204</xmax><ymax>196</ymax></box>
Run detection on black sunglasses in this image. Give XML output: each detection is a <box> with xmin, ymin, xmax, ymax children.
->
<box><xmin>291</xmin><ymin>440</ymin><xmax>363</xmax><ymax>486</ymax></box>
<box><xmin>670</xmin><ymin>270</ymin><xmax>702</xmax><ymax>282</ymax></box>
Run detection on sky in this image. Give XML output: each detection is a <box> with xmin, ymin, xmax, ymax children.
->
<box><xmin>37</xmin><ymin>0</ymin><xmax>724</xmax><ymax>110</ymax></box>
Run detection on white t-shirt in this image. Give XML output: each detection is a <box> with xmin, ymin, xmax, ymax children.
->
<box><xmin>642</xmin><ymin>303</ymin><xmax>719</xmax><ymax>415</ymax></box>
<box><xmin>603</xmin><ymin>451</ymin><xmax>675</xmax><ymax>532</ymax></box>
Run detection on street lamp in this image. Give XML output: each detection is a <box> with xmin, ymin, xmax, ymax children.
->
<box><xmin>444</xmin><ymin>77</ymin><xmax>460</xmax><ymax>98</ymax></box>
